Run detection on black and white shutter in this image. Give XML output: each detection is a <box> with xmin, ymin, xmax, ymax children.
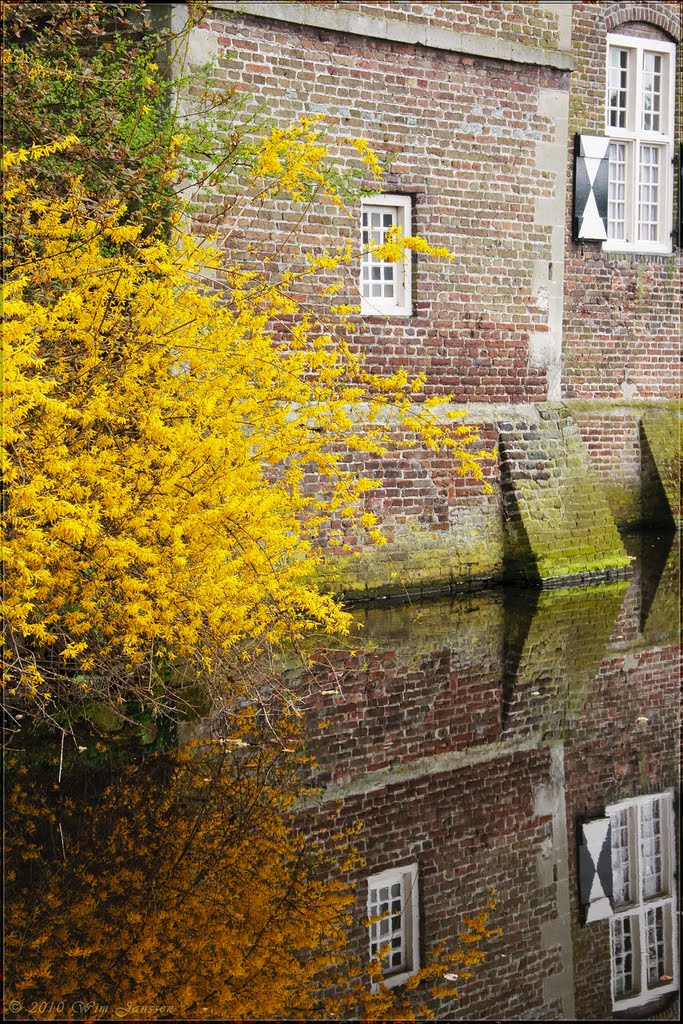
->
<box><xmin>578</xmin><ymin>816</ymin><xmax>613</xmax><ymax>924</ymax></box>
<box><xmin>573</xmin><ymin>134</ymin><xmax>610</xmax><ymax>241</ymax></box>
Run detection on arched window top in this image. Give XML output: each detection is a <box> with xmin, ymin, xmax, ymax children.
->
<box><xmin>617</xmin><ymin>20</ymin><xmax>675</xmax><ymax>43</ymax></box>
<box><xmin>604</xmin><ymin>4</ymin><xmax>680</xmax><ymax>43</ymax></box>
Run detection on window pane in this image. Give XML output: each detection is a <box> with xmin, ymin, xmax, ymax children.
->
<box><xmin>360</xmin><ymin>202</ymin><xmax>405</xmax><ymax>308</ymax></box>
<box><xmin>645</xmin><ymin>906</ymin><xmax>667</xmax><ymax>985</ymax></box>
<box><xmin>612</xmin><ymin>915</ymin><xmax>636</xmax><ymax>998</ymax></box>
<box><xmin>368</xmin><ymin>872</ymin><xmax>407</xmax><ymax>973</ymax></box>
<box><xmin>642</xmin><ymin>52</ymin><xmax>662</xmax><ymax>131</ymax></box>
<box><xmin>607</xmin><ymin>142</ymin><xmax>627</xmax><ymax>242</ymax></box>
<box><xmin>608</xmin><ymin>47</ymin><xmax>628</xmax><ymax>128</ymax></box>
<box><xmin>638</xmin><ymin>146</ymin><xmax>661</xmax><ymax>242</ymax></box>
<box><xmin>640</xmin><ymin>797</ymin><xmax>665</xmax><ymax>897</ymax></box>
<box><xmin>610</xmin><ymin>806</ymin><xmax>632</xmax><ymax>904</ymax></box>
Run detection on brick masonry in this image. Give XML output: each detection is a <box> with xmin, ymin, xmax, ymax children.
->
<box><xmin>498</xmin><ymin>407</ymin><xmax>630</xmax><ymax>581</ymax></box>
<box><xmin>176</xmin><ymin>496</ymin><xmax>679</xmax><ymax>1016</ymax></box>
<box><xmin>563</xmin><ymin>2</ymin><xmax>681</xmax><ymax>404</ymax></box>
<box><xmin>295</xmin><ymin>533</ymin><xmax>679</xmax><ymax>1019</ymax></box>
<box><xmin>179</xmin><ymin>0</ymin><xmax>682</xmax><ymax>590</ymax></box>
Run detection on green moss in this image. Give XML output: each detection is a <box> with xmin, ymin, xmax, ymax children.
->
<box><xmin>506</xmin><ymin>579</ymin><xmax>630</xmax><ymax>739</ymax></box>
<box><xmin>318</xmin><ymin>521</ymin><xmax>504</xmax><ymax>600</ymax></box>
<box><xmin>504</xmin><ymin>460</ymin><xmax>630</xmax><ymax>581</ymax></box>
<box><xmin>640</xmin><ymin>538</ymin><xmax>680</xmax><ymax>646</ymax></box>
<box><xmin>641</xmin><ymin>409</ymin><xmax>681</xmax><ymax>525</ymax></box>
<box><xmin>560</xmin><ymin>398</ymin><xmax>679</xmax><ymax>417</ymax></box>
<box><xmin>84</xmin><ymin>702</ymin><xmax>125</xmax><ymax>733</ymax></box>
<box><xmin>350</xmin><ymin>590</ymin><xmax>505</xmax><ymax>670</ymax></box>
<box><xmin>602</xmin><ymin>480</ymin><xmax>642</xmax><ymax>529</ymax></box>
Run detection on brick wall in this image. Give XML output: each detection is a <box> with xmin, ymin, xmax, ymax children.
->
<box><xmin>498</xmin><ymin>408</ymin><xmax>629</xmax><ymax>580</ymax></box>
<box><xmin>562</xmin><ymin>1</ymin><xmax>681</xmax><ymax>401</ymax></box>
<box><xmin>188</xmin><ymin>3</ymin><xmax>568</xmax><ymax>403</ymax></box>
<box><xmin>308</xmin><ymin>422</ymin><xmax>503</xmax><ymax>597</ymax></box>
<box><xmin>180</xmin><ymin>0</ymin><xmax>680</xmax><ymax>588</ymax></box>
<box><xmin>288</xmin><ymin>1</ymin><xmax>566</xmax><ymax>49</ymax></box>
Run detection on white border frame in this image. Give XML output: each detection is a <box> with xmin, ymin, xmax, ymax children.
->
<box><xmin>606</xmin><ymin>790</ymin><xmax>678</xmax><ymax>1012</ymax></box>
<box><xmin>367</xmin><ymin>861</ymin><xmax>420</xmax><ymax>989</ymax></box>
<box><xmin>603</xmin><ymin>33</ymin><xmax>676</xmax><ymax>255</ymax></box>
<box><xmin>360</xmin><ymin>194</ymin><xmax>413</xmax><ymax>317</ymax></box>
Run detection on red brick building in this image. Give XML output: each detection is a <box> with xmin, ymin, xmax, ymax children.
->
<box><xmin>175</xmin><ymin>0</ymin><xmax>681</xmax><ymax>597</ymax></box>
<box><xmin>172</xmin><ymin>4</ymin><xmax>680</xmax><ymax>1016</ymax></box>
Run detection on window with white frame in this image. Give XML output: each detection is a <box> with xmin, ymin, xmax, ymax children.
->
<box><xmin>367</xmin><ymin>862</ymin><xmax>420</xmax><ymax>988</ymax></box>
<box><xmin>360</xmin><ymin>195</ymin><xmax>412</xmax><ymax>316</ymax></box>
<box><xmin>605</xmin><ymin>33</ymin><xmax>676</xmax><ymax>252</ymax></box>
<box><xmin>607</xmin><ymin>791</ymin><xmax>678</xmax><ymax>1011</ymax></box>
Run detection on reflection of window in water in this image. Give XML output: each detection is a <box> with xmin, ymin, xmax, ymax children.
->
<box><xmin>608</xmin><ymin>792</ymin><xmax>678</xmax><ymax>1010</ymax></box>
<box><xmin>367</xmin><ymin>863</ymin><xmax>420</xmax><ymax>989</ymax></box>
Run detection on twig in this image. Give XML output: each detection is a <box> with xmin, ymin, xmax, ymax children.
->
<box><xmin>58</xmin><ymin>729</ymin><xmax>65</xmax><ymax>784</ymax></box>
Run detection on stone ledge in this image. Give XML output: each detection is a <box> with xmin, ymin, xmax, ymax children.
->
<box><xmin>210</xmin><ymin>1</ymin><xmax>576</xmax><ymax>71</ymax></box>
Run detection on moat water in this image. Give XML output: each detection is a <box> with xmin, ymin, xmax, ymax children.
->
<box><xmin>289</xmin><ymin>529</ymin><xmax>680</xmax><ymax>1021</ymax></box>
<box><xmin>5</xmin><ymin>531</ymin><xmax>679</xmax><ymax>1021</ymax></box>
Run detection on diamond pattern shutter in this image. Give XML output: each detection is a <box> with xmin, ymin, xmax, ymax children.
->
<box><xmin>573</xmin><ymin>134</ymin><xmax>610</xmax><ymax>241</ymax></box>
<box><xmin>579</xmin><ymin>816</ymin><xmax>614</xmax><ymax>924</ymax></box>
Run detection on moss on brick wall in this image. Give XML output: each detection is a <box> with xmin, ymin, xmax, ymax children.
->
<box><xmin>499</xmin><ymin>410</ymin><xmax>630</xmax><ymax>582</ymax></box>
<box><xmin>641</xmin><ymin>408</ymin><xmax>682</xmax><ymax>527</ymax></box>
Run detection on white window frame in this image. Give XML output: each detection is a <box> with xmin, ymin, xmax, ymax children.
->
<box><xmin>603</xmin><ymin>33</ymin><xmax>676</xmax><ymax>254</ymax></box>
<box><xmin>360</xmin><ymin>194</ymin><xmax>412</xmax><ymax>316</ymax></box>
<box><xmin>367</xmin><ymin>862</ymin><xmax>420</xmax><ymax>989</ymax></box>
<box><xmin>607</xmin><ymin>791</ymin><xmax>678</xmax><ymax>1011</ymax></box>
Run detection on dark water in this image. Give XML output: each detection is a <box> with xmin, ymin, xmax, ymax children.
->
<box><xmin>5</xmin><ymin>532</ymin><xmax>679</xmax><ymax>1021</ymax></box>
<box><xmin>291</xmin><ymin>530</ymin><xmax>680</xmax><ymax>1021</ymax></box>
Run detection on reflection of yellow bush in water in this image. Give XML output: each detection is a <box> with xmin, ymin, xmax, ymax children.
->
<box><xmin>5</xmin><ymin>716</ymin><xmax>500</xmax><ymax>1020</ymax></box>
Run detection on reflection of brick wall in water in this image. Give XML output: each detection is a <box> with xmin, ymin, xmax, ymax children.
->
<box><xmin>300</xmin><ymin>595</ymin><xmax>504</xmax><ymax>786</ymax></box>
<box><xmin>295</xmin><ymin>537</ymin><xmax>679</xmax><ymax>1018</ymax></box>
<box><xmin>564</xmin><ymin>640</ymin><xmax>680</xmax><ymax>1021</ymax></box>
<box><xmin>299</xmin><ymin>748</ymin><xmax>566</xmax><ymax>1021</ymax></box>
<box><xmin>299</xmin><ymin>572</ymin><xmax>630</xmax><ymax>785</ymax></box>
